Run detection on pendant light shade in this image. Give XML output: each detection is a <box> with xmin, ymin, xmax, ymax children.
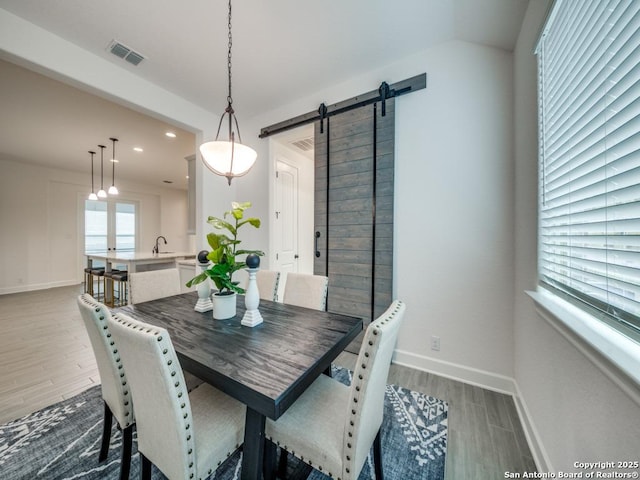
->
<box><xmin>97</xmin><ymin>145</ymin><xmax>107</xmax><ymax>198</ymax></box>
<box><xmin>108</xmin><ymin>137</ymin><xmax>119</xmax><ymax>195</ymax></box>
<box><xmin>200</xmin><ymin>136</ymin><xmax>257</xmax><ymax>183</ymax></box>
<box><xmin>199</xmin><ymin>0</ymin><xmax>257</xmax><ymax>185</ymax></box>
<box><xmin>88</xmin><ymin>150</ymin><xmax>98</xmax><ymax>201</ymax></box>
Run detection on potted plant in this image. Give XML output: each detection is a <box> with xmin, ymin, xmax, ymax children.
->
<box><xmin>187</xmin><ymin>201</ymin><xmax>264</xmax><ymax>319</ymax></box>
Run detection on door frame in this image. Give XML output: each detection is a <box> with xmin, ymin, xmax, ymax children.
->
<box><xmin>268</xmin><ymin>131</ymin><xmax>314</xmax><ymax>276</ymax></box>
<box><xmin>78</xmin><ymin>194</ymin><xmax>140</xmax><ymax>281</ymax></box>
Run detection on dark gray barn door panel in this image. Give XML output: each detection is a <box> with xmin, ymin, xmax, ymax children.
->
<box><xmin>314</xmin><ymin>99</ymin><xmax>394</xmax><ymax>326</ymax></box>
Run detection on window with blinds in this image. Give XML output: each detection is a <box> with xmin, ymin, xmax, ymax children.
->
<box><xmin>536</xmin><ymin>0</ymin><xmax>640</xmax><ymax>336</ymax></box>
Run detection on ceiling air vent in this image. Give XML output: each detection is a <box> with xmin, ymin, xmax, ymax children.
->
<box><xmin>291</xmin><ymin>137</ymin><xmax>314</xmax><ymax>152</ymax></box>
<box><xmin>108</xmin><ymin>40</ymin><xmax>145</xmax><ymax>66</ymax></box>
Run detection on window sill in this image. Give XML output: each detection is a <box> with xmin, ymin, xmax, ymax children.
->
<box><xmin>527</xmin><ymin>288</ymin><xmax>640</xmax><ymax>399</ymax></box>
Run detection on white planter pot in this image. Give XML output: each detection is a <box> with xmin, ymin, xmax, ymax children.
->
<box><xmin>212</xmin><ymin>292</ymin><xmax>237</xmax><ymax>320</ymax></box>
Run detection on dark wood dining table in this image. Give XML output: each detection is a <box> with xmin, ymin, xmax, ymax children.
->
<box><xmin>116</xmin><ymin>291</ymin><xmax>362</xmax><ymax>480</ymax></box>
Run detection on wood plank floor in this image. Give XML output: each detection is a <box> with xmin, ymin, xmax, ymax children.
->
<box><xmin>0</xmin><ymin>285</ymin><xmax>536</xmax><ymax>478</ymax></box>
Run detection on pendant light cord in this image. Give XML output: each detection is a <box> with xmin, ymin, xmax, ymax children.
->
<box><xmin>215</xmin><ymin>0</ymin><xmax>243</xmax><ymax>144</ymax></box>
<box><xmin>89</xmin><ymin>151</ymin><xmax>95</xmax><ymax>192</ymax></box>
<box><xmin>99</xmin><ymin>145</ymin><xmax>105</xmax><ymax>190</ymax></box>
<box><xmin>227</xmin><ymin>0</ymin><xmax>233</xmax><ymax>107</ymax></box>
<box><xmin>110</xmin><ymin>138</ymin><xmax>117</xmax><ymax>186</ymax></box>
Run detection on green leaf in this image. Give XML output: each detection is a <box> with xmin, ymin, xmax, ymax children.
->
<box><xmin>208</xmin><ymin>217</ymin><xmax>237</xmax><ymax>236</ymax></box>
<box><xmin>237</xmin><ymin>217</ymin><xmax>261</xmax><ymax>229</ymax></box>
<box><xmin>186</xmin><ymin>272</ymin><xmax>208</xmax><ymax>288</ymax></box>
<box><xmin>231</xmin><ymin>207</ymin><xmax>244</xmax><ymax>220</ymax></box>
<box><xmin>206</xmin><ymin>232</ymin><xmax>221</xmax><ymax>250</ymax></box>
<box><xmin>236</xmin><ymin>249</ymin><xmax>265</xmax><ymax>256</ymax></box>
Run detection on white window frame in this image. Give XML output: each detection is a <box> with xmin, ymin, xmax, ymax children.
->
<box><xmin>536</xmin><ymin>0</ymin><xmax>640</xmax><ymax>338</ymax></box>
<box><xmin>534</xmin><ymin>0</ymin><xmax>640</xmax><ymax>389</ymax></box>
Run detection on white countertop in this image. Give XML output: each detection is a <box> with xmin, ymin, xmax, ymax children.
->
<box><xmin>86</xmin><ymin>251</ymin><xmax>195</xmax><ymax>262</ymax></box>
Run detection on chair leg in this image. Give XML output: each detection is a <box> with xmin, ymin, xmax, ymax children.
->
<box><xmin>277</xmin><ymin>447</ymin><xmax>288</xmax><ymax>478</ymax></box>
<box><xmin>263</xmin><ymin>440</ymin><xmax>277</xmax><ymax>480</ymax></box>
<box><xmin>140</xmin><ymin>453</ymin><xmax>152</xmax><ymax>480</ymax></box>
<box><xmin>120</xmin><ymin>425</ymin><xmax>133</xmax><ymax>480</ymax></box>
<box><xmin>99</xmin><ymin>402</ymin><xmax>113</xmax><ymax>462</ymax></box>
<box><xmin>373</xmin><ymin>428</ymin><xmax>384</xmax><ymax>480</ymax></box>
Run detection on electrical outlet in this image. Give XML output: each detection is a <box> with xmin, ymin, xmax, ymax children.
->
<box><xmin>431</xmin><ymin>335</ymin><xmax>441</xmax><ymax>351</ymax></box>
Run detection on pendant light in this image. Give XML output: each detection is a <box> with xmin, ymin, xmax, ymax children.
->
<box><xmin>88</xmin><ymin>151</ymin><xmax>98</xmax><ymax>201</ymax></box>
<box><xmin>97</xmin><ymin>145</ymin><xmax>107</xmax><ymax>198</ymax></box>
<box><xmin>199</xmin><ymin>0</ymin><xmax>257</xmax><ymax>185</ymax></box>
<box><xmin>108</xmin><ymin>137</ymin><xmax>119</xmax><ymax>195</ymax></box>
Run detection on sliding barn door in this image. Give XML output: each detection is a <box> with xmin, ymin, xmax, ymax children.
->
<box><xmin>314</xmin><ymin>99</ymin><xmax>394</xmax><ymax>329</ymax></box>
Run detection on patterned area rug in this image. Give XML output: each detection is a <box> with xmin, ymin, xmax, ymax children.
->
<box><xmin>0</xmin><ymin>367</ymin><xmax>447</xmax><ymax>480</ymax></box>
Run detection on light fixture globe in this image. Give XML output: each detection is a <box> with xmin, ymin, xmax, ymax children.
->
<box><xmin>108</xmin><ymin>185</ymin><xmax>119</xmax><ymax>195</ymax></box>
<box><xmin>200</xmin><ymin>139</ymin><xmax>257</xmax><ymax>184</ymax></box>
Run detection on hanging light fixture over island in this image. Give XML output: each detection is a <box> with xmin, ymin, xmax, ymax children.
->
<box><xmin>97</xmin><ymin>145</ymin><xmax>107</xmax><ymax>198</ymax></box>
<box><xmin>88</xmin><ymin>150</ymin><xmax>98</xmax><ymax>201</ymax></box>
<box><xmin>108</xmin><ymin>137</ymin><xmax>119</xmax><ymax>195</ymax></box>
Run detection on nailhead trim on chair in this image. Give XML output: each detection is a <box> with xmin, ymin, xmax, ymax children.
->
<box><xmin>268</xmin><ymin>301</ymin><xmax>404</xmax><ymax>480</ymax></box>
<box><xmin>79</xmin><ymin>295</ymin><xmax>135</xmax><ymax>428</ymax></box>
<box><xmin>113</xmin><ymin>316</ymin><xmax>198</xmax><ymax>480</ymax></box>
<box><xmin>341</xmin><ymin>301</ymin><xmax>403</xmax><ymax>480</ymax></box>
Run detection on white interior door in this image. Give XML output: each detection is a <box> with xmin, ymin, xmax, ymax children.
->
<box><xmin>273</xmin><ymin>159</ymin><xmax>299</xmax><ymax>273</ymax></box>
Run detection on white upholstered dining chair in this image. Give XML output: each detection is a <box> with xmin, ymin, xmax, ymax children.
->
<box><xmin>264</xmin><ymin>300</ymin><xmax>406</xmax><ymax>480</ymax></box>
<box><xmin>244</xmin><ymin>269</ymin><xmax>281</xmax><ymax>302</ymax></box>
<box><xmin>108</xmin><ymin>312</ymin><xmax>246</xmax><ymax>480</ymax></box>
<box><xmin>282</xmin><ymin>272</ymin><xmax>328</xmax><ymax>311</ymax></box>
<box><xmin>76</xmin><ymin>294</ymin><xmax>134</xmax><ymax>480</ymax></box>
<box><xmin>128</xmin><ymin>268</ymin><xmax>181</xmax><ymax>305</ymax></box>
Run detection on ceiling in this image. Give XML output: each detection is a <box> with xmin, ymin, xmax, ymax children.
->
<box><xmin>0</xmin><ymin>0</ymin><xmax>529</xmax><ymax>190</ymax></box>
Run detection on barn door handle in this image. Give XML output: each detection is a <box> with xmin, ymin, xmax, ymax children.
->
<box><xmin>315</xmin><ymin>231</ymin><xmax>321</xmax><ymax>258</ymax></box>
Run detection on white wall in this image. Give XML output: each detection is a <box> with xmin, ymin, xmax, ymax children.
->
<box><xmin>237</xmin><ymin>39</ymin><xmax>517</xmax><ymax>384</ymax></box>
<box><xmin>0</xmin><ymin>156</ymin><xmax>188</xmax><ymax>294</ymax></box>
<box><xmin>513</xmin><ymin>0</ymin><xmax>640</xmax><ymax>473</ymax></box>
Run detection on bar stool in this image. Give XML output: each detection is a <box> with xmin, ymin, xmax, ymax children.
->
<box><xmin>85</xmin><ymin>267</ymin><xmax>105</xmax><ymax>297</ymax></box>
<box><xmin>111</xmin><ymin>271</ymin><xmax>129</xmax><ymax>306</ymax></box>
<box><xmin>91</xmin><ymin>268</ymin><xmax>106</xmax><ymax>302</ymax></box>
<box><xmin>84</xmin><ymin>267</ymin><xmax>95</xmax><ymax>295</ymax></box>
<box><xmin>103</xmin><ymin>269</ymin><xmax>119</xmax><ymax>307</ymax></box>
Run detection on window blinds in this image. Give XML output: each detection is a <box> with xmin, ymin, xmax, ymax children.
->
<box><xmin>537</xmin><ymin>0</ymin><xmax>640</xmax><ymax>333</ymax></box>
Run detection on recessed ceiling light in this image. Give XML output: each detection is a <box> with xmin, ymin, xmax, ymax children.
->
<box><xmin>110</xmin><ymin>159</ymin><xmax>120</xmax><ymax>163</ymax></box>
<box><xmin>165</xmin><ymin>132</ymin><xmax>176</xmax><ymax>138</ymax></box>
<box><xmin>133</xmin><ymin>147</ymin><xmax>143</xmax><ymax>152</ymax></box>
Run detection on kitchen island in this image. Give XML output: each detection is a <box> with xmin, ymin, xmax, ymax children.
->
<box><xmin>86</xmin><ymin>250</ymin><xmax>195</xmax><ymax>274</ymax></box>
<box><xmin>86</xmin><ymin>251</ymin><xmax>196</xmax><ymax>304</ymax></box>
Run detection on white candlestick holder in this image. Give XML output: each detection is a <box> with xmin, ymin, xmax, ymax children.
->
<box><xmin>194</xmin><ymin>259</ymin><xmax>213</xmax><ymax>312</ymax></box>
<box><xmin>241</xmin><ymin>267</ymin><xmax>263</xmax><ymax>327</ymax></box>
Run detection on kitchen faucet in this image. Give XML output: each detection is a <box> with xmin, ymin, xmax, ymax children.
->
<box><xmin>153</xmin><ymin>235</ymin><xmax>167</xmax><ymax>254</ymax></box>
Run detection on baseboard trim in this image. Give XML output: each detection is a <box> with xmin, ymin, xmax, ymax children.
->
<box><xmin>393</xmin><ymin>348</ymin><xmax>550</xmax><ymax>473</ymax></box>
<box><xmin>0</xmin><ymin>280</ymin><xmax>79</xmax><ymax>295</ymax></box>
<box><xmin>393</xmin><ymin>349</ymin><xmax>517</xmax><ymax>395</ymax></box>
<box><xmin>512</xmin><ymin>381</ymin><xmax>553</xmax><ymax>474</ymax></box>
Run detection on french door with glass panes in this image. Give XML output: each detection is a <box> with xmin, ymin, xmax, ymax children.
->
<box><xmin>85</xmin><ymin>200</ymin><xmax>137</xmax><ymax>256</ymax></box>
